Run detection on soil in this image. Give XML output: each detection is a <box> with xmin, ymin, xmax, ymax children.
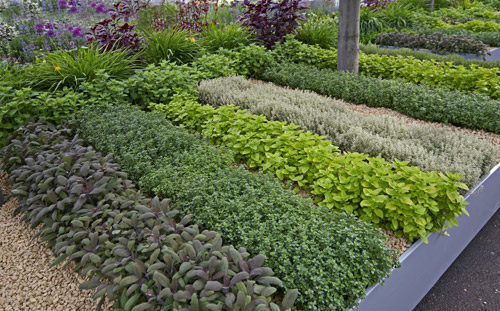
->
<box><xmin>0</xmin><ymin>173</ymin><xmax>112</xmax><ymax>311</ymax></box>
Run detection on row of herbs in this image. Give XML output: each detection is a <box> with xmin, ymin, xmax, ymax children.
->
<box><xmin>0</xmin><ymin>120</ymin><xmax>299</xmax><ymax>311</ymax></box>
<box><xmin>73</xmin><ymin>58</ymin><xmax>469</xmax><ymax>243</ymax></box>
<box><xmin>76</xmin><ymin>104</ymin><xmax>398</xmax><ymax>311</ymax></box>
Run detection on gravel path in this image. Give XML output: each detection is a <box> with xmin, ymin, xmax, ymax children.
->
<box><xmin>0</xmin><ymin>175</ymin><xmax>111</xmax><ymax>311</ymax></box>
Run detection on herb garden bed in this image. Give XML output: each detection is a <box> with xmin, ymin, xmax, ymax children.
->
<box><xmin>378</xmin><ymin>45</ymin><xmax>500</xmax><ymax>61</ymax></box>
<box><xmin>350</xmin><ymin>162</ymin><xmax>500</xmax><ymax>311</ymax></box>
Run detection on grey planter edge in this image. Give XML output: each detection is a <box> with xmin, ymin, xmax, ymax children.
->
<box><xmin>348</xmin><ymin>162</ymin><xmax>500</xmax><ymax>311</ymax></box>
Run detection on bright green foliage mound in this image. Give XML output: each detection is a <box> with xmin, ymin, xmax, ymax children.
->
<box><xmin>148</xmin><ymin>95</ymin><xmax>468</xmax><ymax>243</ymax></box>
<box><xmin>79</xmin><ymin>54</ymin><xmax>239</xmax><ymax>109</ymax></box>
<box><xmin>77</xmin><ymin>105</ymin><xmax>398</xmax><ymax>311</ymax></box>
<box><xmin>1</xmin><ymin>121</ymin><xmax>294</xmax><ymax>311</ymax></box>
<box><xmin>199</xmin><ymin>77</ymin><xmax>499</xmax><ymax>188</ymax></box>
<box><xmin>0</xmin><ymin>87</ymin><xmax>81</xmax><ymax>145</ymax></box>
<box><xmin>259</xmin><ymin>61</ymin><xmax>500</xmax><ymax>135</ymax></box>
<box><xmin>274</xmin><ymin>39</ymin><xmax>500</xmax><ymax>98</ymax></box>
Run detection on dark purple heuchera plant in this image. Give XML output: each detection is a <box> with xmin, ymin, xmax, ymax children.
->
<box><xmin>87</xmin><ymin>0</ymin><xmax>148</xmax><ymax>52</ymax></box>
<box><xmin>239</xmin><ymin>0</ymin><xmax>307</xmax><ymax>49</ymax></box>
<box><xmin>362</xmin><ymin>0</ymin><xmax>393</xmax><ymax>10</ymax></box>
<box><xmin>175</xmin><ymin>0</ymin><xmax>218</xmax><ymax>32</ymax></box>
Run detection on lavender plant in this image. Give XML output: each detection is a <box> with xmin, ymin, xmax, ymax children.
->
<box><xmin>0</xmin><ymin>0</ymin><xmax>135</xmax><ymax>62</ymax></box>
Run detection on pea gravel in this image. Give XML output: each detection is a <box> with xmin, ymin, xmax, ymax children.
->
<box><xmin>0</xmin><ymin>174</ymin><xmax>111</xmax><ymax>311</ymax></box>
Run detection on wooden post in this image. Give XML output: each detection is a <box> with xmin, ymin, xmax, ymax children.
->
<box><xmin>337</xmin><ymin>0</ymin><xmax>360</xmax><ymax>74</ymax></box>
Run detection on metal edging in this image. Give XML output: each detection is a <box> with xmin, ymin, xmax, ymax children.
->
<box><xmin>348</xmin><ymin>163</ymin><xmax>500</xmax><ymax>311</ymax></box>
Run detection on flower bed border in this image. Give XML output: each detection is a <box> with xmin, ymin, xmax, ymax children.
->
<box><xmin>350</xmin><ymin>162</ymin><xmax>500</xmax><ymax>311</ymax></box>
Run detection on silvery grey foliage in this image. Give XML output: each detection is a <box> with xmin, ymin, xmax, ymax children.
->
<box><xmin>199</xmin><ymin>77</ymin><xmax>500</xmax><ymax>188</ymax></box>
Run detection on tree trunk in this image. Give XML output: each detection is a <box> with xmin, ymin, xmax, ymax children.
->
<box><xmin>337</xmin><ymin>0</ymin><xmax>360</xmax><ymax>74</ymax></box>
<box><xmin>429</xmin><ymin>0</ymin><xmax>435</xmax><ymax>10</ymax></box>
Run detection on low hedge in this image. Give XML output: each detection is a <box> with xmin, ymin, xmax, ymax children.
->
<box><xmin>0</xmin><ymin>121</ymin><xmax>295</xmax><ymax>311</ymax></box>
<box><xmin>147</xmin><ymin>93</ymin><xmax>468</xmax><ymax>243</ymax></box>
<box><xmin>360</xmin><ymin>44</ymin><xmax>500</xmax><ymax>69</ymax></box>
<box><xmin>274</xmin><ymin>39</ymin><xmax>500</xmax><ymax>98</ymax></box>
<box><xmin>376</xmin><ymin>31</ymin><xmax>488</xmax><ymax>55</ymax></box>
<box><xmin>76</xmin><ymin>105</ymin><xmax>398</xmax><ymax>311</ymax></box>
<box><xmin>198</xmin><ymin>77</ymin><xmax>499</xmax><ymax>188</ymax></box>
<box><xmin>258</xmin><ymin>61</ymin><xmax>500</xmax><ymax>135</ymax></box>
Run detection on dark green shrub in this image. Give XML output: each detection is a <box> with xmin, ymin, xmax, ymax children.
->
<box><xmin>76</xmin><ymin>105</ymin><xmax>398</xmax><ymax>311</ymax></box>
<box><xmin>1</xmin><ymin>120</ymin><xmax>294</xmax><ymax>311</ymax></box>
<box><xmin>259</xmin><ymin>61</ymin><xmax>500</xmax><ymax>134</ymax></box>
<box><xmin>472</xmin><ymin>31</ymin><xmax>500</xmax><ymax>46</ymax></box>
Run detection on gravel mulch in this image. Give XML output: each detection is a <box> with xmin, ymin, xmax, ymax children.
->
<box><xmin>0</xmin><ymin>174</ymin><xmax>112</xmax><ymax>311</ymax></box>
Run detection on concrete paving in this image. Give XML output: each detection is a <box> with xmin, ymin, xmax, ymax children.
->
<box><xmin>414</xmin><ymin>209</ymin><xmax>500</xmax><ymax>311</ymax></box>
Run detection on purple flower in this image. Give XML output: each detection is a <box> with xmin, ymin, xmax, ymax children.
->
<box><xmin>57</xmin><ymin>0</ymin><xmax>67</xmax><ymax>9</ymax></box>
<box><xmin>69</xmin><ymin>6</ymin><xmax>77</xmax><ymax>13</ymax></box>
<box><xmin>95</xmin><ymin>3</ymin><xmax>106</xmax><ymax>13</ymax></box>
<box><xmin>90</xmin><ymin>2</ymin><xmax>96</xmax><ymax>7</ymax></box>
<box><xmin>46</xmin><ymin>30</ymin><xmax>56</xmax><ymax>37</ymax></box>
<box><xmin>45</xmin><ymin>22</ymin><xmax>53</xmax><ymax>29</ymax></box>
<box><xmin>72</xmin><ymin>27</ymin><xmax>84</xmax><ymax>37</ymax></box>
<box><xmin>35</xmin><ymin>23</ymin><xmax>44</xmax><ymax>33</ymax></box>
<box><xmin>67</xmin><ymin>25</ymin><xmax>74</xmax><ymax>31</ymax></box>
<box><xmin>68</xmin><ymin>0</ymin><xmax>76</xmax><ymax>5</ymax></box>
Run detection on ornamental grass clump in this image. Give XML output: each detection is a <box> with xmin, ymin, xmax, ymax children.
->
<box><xmin>198</xmin><ymin>77</ymin><xmax>499</xmax><ymax>188</ymax></box>
<box><xmin>142</xmin><ymin>28</ymin><xmax>201</xmax><ymax>64</ymax></box>
<box><xmin>27</xmin><ymin>44</ymin><xmax>139</xmax><ymax>91</ymax></box>
<box><xmin>0</xmin><ymin>120</ymin><xmax>296</xmax><ymax>311</ymax></box>
<box><xmin>76</xmin><ymin>105</ymin><xmax>398</xmax><ymax>311</ymax></box>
